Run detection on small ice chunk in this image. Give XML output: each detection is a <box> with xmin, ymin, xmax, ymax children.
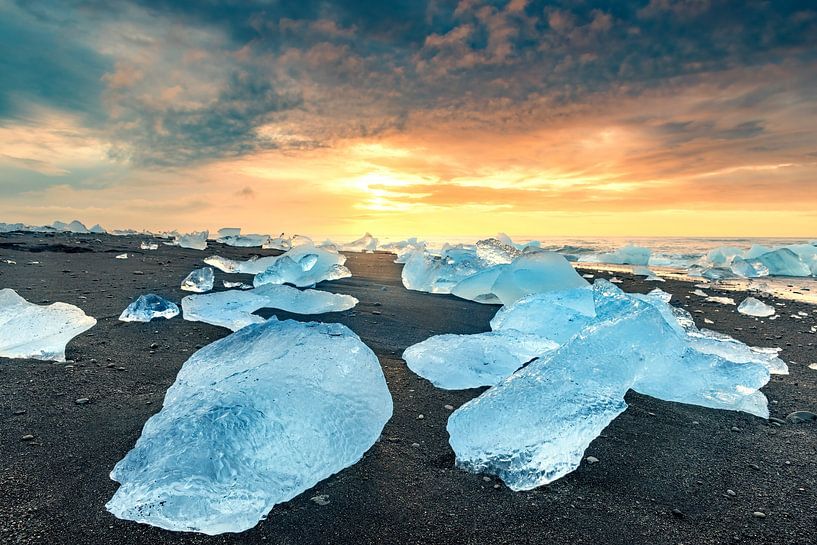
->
<box><xmin>181</xmin><ymin>267</ymin><xmax>215</xmax><ymax>293</ymax></box>
<box><xmin>737</xmin><ymin>297</ymin><xmax>775</xmax><ymax>318</ymax></box>
<box><xmin>343</xmin><ymin>233</ymin><xmax>378</xmax><ymax>253</ymax></box>
<box><xmin>175</xmin><ymin>231</ymin><xmax>209</xmax><ymax>251</ymax></box>
<box><xmin>115</xmin><ymin>253</ymin><xmax>128</xmax><ymax>259</ymax></box>
<box><xmin>253</xmin><ymin>246</ymin><xmax>351</xmax><ymax>288</ymax></box>
<box><xmin>222</xmin><ymin>280</ymin><xmax>252</xmax><ymax>290</ymax></box>
<box><xmin>632</xmin><ymin>266</ymin><xmax>663</xmax><ymax>282</ymax></box>
<box><xmin>403</xmin><ymin>330</ymin><xmax>557</xmax><ymax>389</ymax></box>
<box><xmin>106</xmin><ymin>319</ymin><xmax>392</xmax><ymax>534</ymax></box>
<box><xmin>691</xmin><ymin>289</ymin><xmax>708</xmax><ymax>297</ymax></box>
<box><xmin>706</xmin><ymin>296</ymin><xmax>736</xmax><ymax>305</ymax></box>
<box><xmin>119</xmin><ymin>295</ymin><xmax>180</xmax><ymax>322</ymax></box>
<box><xmin>702</xmin><ymin>268</ymin><xmax>739</xmax><ymax>281</ymax></box>
<box><xmin>89</xmin><ymin>223</ymin><xmax>107</xmax><ymax>234</ymax></box>
<box><xmin>475</xmin><ymin>238</ymin><xmax>521</xmax><ymax>266</ymax></box>
<box><xmin>140</xmin><ymin>241</ymin><xmax>159</xmax><ymax>250</ymax></box>
<box><xmin>596</xmin><ymin>244</ymin><xmax>651</xmax><ymax>266</ymax></box>
<box><xmin>0</xmin><ymin>288</ymin><xmax>96</xmax><ymax>361</ymax></box>
<box><xmin>609</xmin><ymin>277</ymin><xmax>622</xmax><ymax>283</ymax></box>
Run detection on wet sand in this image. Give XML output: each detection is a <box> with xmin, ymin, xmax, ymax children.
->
<box><xmin>0</xmin><ymin>232</ymin><xmax>815</xmax><ymax>545</ymax></box>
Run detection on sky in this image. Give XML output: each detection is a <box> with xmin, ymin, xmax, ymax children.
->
<box><xmin>1</xmin><ymin>0</ymin><xmax>816</xmax><ymax>239</ymax></box>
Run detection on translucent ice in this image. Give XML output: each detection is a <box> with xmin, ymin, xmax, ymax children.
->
<box><xmin>183</xmin><ymin>286</ymin><xmax>357</xmax><ymax>330</ymax></box>
<box><xmin>734</xmin><ymin>248</ymin><xmax>811</xmax><ymax>277</ymax></box>
<box><xmin>223</xmin><ymin>280</ymin><xmax>253</xmax><ymax>290</ymax></box>
<box><xmin>0</xmin><ymin>288</ymin><xmax>96</xmax><ymax>361</ymax></box>
<box><xmin>596</xmin><ymin>244</ymin><xmax>651</xmax><ymax>266</ymax></box>
<box><xmin>447</xmin><ymin>281</ymin><xmax>772</xmax><ymax>490</ymax></box>
<box><xmin>119</xmin><ymin>294</ymin><xmax>180</xmax><ymax>322</ymax></box>
<box><xmin>450</xmin><ymin>265</ymin><xmax>505</xmax><ymax>304</ymax></box>
<box><xmin>489</xmin><ymin>251</ymin><xmax>589</xmax><ymax>305</ymax></box>
<box><xmin>489</xmin><ymin>287</ymin><xmax>595</xmax><ymax>344</ymax></box>
<box><xmin>737</xmin><ymin>297</ymin><xmax>775</xmax><ymax>318</ymax></box>
<box><xmin>706</xmin><ymin>246</ymin><xmax>743</xmax><ymax>267</ymax></box>
<box><xmin>106</xmin><ymin>319</ymin><xmax>392</xmax><ymax>534</ymax></box>
<box><xmin>253</xmin><ymin>245</ymin><xmax>350</xmax><ymax>288</ymax></box>
<box><xmin>217</xmin><ymin>228</ymin><xmax>270</xmax><ymax>247</ymax></box>
<box><xmin>140</xmin><ymin>241</ymin><xmax>159</xmax><ymax>250</ymax></box>
<box><xmin>182</xmin><ymin>290</ymin><xmax>269</xmax><ymax>331</ymax></box>
<box><xmin>251</xmin><ymin>284</ymin><xmax>358</xmax><ymax>314</ymax></box>
<box><xmin>475</xmin><ymin>238</ymin><xmax>521</xmax><ymax>266</ymax></box>
<box><xmin>181</xmin><ymin>267</ymin><xmax>215</xmax><ymax>293</ymax></box>
<box><xmin>401</xmin><ymin>246</ymin><xmax>484</xmax><ymax>294</ymax></box>
<box><xmin>343</xmin><ymin>233</ymin><xmax>378</xmax><ymax>253</ymax></box>
<box><xmin>115</xmin><ymin>253</ymin><xmax>128</xmax><ymax>259</ymax></box>
<box><xmin>174</xmin><ymin>231</ymin><xmax>209</xmax><ymax>251</ymax></box>
<box><xmin>403</xmin><ymin>330</ymin><xmax>557</xmax><ymax>390</ymax></box>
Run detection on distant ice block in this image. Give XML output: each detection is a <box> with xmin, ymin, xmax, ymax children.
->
<box><xmin>343</xmin><ymin>233</ymin><xmax>378</xmax><ymax>253</ymax></box>
<box><xmin>403</xmin><ymin>330</ymin><xmax>557</xmax><ymax>390</ymax></box>
<box><xmin>0</xmin><ymin>288</ymin><xmax>96</xmax><ymax>361</ymax></box>
<box><xmin>89</xmin><ymin>223</ymin><xmax>107</xmax><ymax>234</ymax></box>
<box><xmin>182</xmin><ymin>290</ymin><xmax>268</xmax><ymax>331</ymax></box>
<box><xmin>735</xmin><ymin>248</ymin><xmax>811</xmax><ymax>278</ymax></box>
<box><xmin>181</xmin><ymin>267</ymin><xmax>215</xmax><ymax>293</ymax></box>
<box><xmin>706</xmin><ymin>296</ymin><xmax>735</xmax><ymax>305</ymax></box>
<box><xmin>730</xmin><ymin>258</ymin><xmax>769</xmax><ymax>278</ymax></box>
<box><xmin>701</xmin><ymin>267</ymin><xmax>739</xmax><ymax>281</ymax></box>
<box><xmin>106</xmin><ymin>319</ymin><xmax>392</xmax><ymax>534</ymax></box>
<box><xmin>447</xmin><ymin>280</ymin><xmax>772</xmax><ymax>490</ymax></box>
<box><xmin>262</xmin><ymin>234</ymin><xmax>292</xmax><ymax>251</ymax></box>
<box><xmin>706</xmin><ymin>246</ymin><xmax>744</xmax><ymax>267</ymax></box>
<box><xmin>490</xmin><ymin>251</ymin><xmax>589</xmax><ymax>305</ymax></box>
<box><xmin>217</xmin><ymin>228</ymin><xmax>270</xmax><ymax>247</ymax></box>
<box><xmin>597</xmin><ymin>244</ymin><xmax>651</xmax><ymax>266</ymax></box>
<box><xmin>174</xmin><ymin>231</ymin><xmax>209</xmax><ymax>251</ymax></box>
<box><xmin>115</xmin><ymin>253</ymin><xmax>128</xmax><ymax>259</ymax></box>
<box><xmin>119</xmin><ymin>294</ymin><xmax>180</xmax><ymax>322</ymax></box>
<box><xmin>737</xmin><ymin>297</ymin><xmax>775</xmax><ymax>318</ymax></box>
<box><xmin>140</xmin><ymin>241</ymin><xmax>159</xmax><ymax>250</ymax></box>
<box><xmin>65</xmin><ymin>220</ymin><xmax>90</xmax><ymax>233</ymax></box>
<box><xmin>632</xmin><ymin>266</ymin><xmax>663</xmax><ymax>282</ymax></box>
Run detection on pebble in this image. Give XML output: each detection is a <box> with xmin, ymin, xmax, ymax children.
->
<box><xmin>444</xmin><ymin>404</ymin><xmax>454</xmax><ymax>411</ymax></box>
<box><xmin>411</xmin><ymin>442</ymin><xmax>420</xmax><ymax>448</ymax></box>
<box><xmin>310</xmin><ymin>495</ymin><xmax>330</xmax><ymax>506</ymax></box>
<box><xmin>483</xmin><ymin>476</ymin><xmax>492</xmax><ymax>482</ymax></box>
<box><xmin>671</xmin><ymin>508</ymin><xmax>684</xmax><ymax>519</ymax></box>
<box><xmin>752</xmin><ymin>511</ymin><xmax>766</xmax><ymax>519</ymax></box>
<box><xmin>585</xmin><ymin>456</ymin><xmax>599</xmax><ymax>464</ymax></box>
<box><xmin>417</xmin><ymin>414</ymin><xmax>424</xmax><ymax>420</ymax></box>
<box><xmin>75</xmin><ymin>398</ymin><xmax>90</xmax><ymax>405</ymax></box>
<box><xmin>730</xmin><ymin>426</ymin><xmax>741</xmax><ymax>432</ymax></box>
<box><xmin>768</xmin><ymin>417</ymin><xmax>786</xmax><ymax>425</ymax></box>
<box><xmin>150</xmin><ymin>342</ymin><xmax>159</xmax><ymax>349</ymax></box>
<box><xmin>785</xmin><ymin>411</ymin><xmax>817</xmax><ymax>424</ymax></box>
<box><xmin>13</xmin><ymin>409</ymin><xmax>26</xmax><ymax>415</ymax></box>
<box><xmin>726</xmin><ymin>489</ymin><xmax>736</xmax><ymax>497</ymax></box>
<box><xmin>21</xmin><ymin>434</ymin><xmax>34</xmax><ymax>441</ymax></box>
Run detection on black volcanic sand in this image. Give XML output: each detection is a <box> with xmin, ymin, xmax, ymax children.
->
<box><xmin>0</xmin><ymin>232</ymin><xmax>815</xmax><ymax>545</ymax></box>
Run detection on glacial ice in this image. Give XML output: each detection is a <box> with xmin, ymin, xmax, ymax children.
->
<box><xmin>489</xmin><ymin>287</ymin><xmax>596</xmax><ymax>343</ymax></box>
<box><xmin>475</xmin><ymin>238</ymin><xmax>521</xmax><ymax>266</ymax></box>
<box><xmin>182</xmin><ymin>290</ymin><xmax>269</xmax><ymax>331</ymax></box>
<box><xmin>404</xmin><ymin>331</ymin><xmax>557</xmax><ymax>389</ymax></box>
<box><xmin>734</xmin><ymin>248</ymin><xmax>811</xmax><ymax>278</ymax></box>
<box><xmin>737</xmin><ymin>297</ymin><xmax>775</xmax><ymax>318</ymax></box>
<box><xmin>706</xmin><ymin>246</ymin><xmax>744</xmax><ymax>267</ymax></box>
<box><xmin>595</xmin><ymin>244</ymin><xmax>651</xmax><ymax>266</ymax></box>
<box><xmin>223</xmin><ymin>280</ymin><xmax>252</xmax><ymax>290</ymax></box>
<box><xmin>0</xmin><ymin>288</ymin><xmax>96</xmax><ymax>361</ymax></box>
<box><xmin>489</xmin><ymin>252</ymin><xmax>590</xmax><ymax>305</ymax></box>
<box><xmin>447</xmin><ymin>280</ymin><xmax>774</xmax><ymax>490</ymax></box>
<box><xmin>450</xmin><ymin>265</ymin><xmax>505</xmax><ymax>304</ymax></box>
<box><xmin>119</xmin><ymin>294</ymin><xmax>180</xmax><ymax>322</ymax></box>
<box><xmin>115</xmin><ymin>253</ymin><xmax>128</xmax><ymax>259</ymax></box>
<box><xmin>89</xmin><ymin>223</ymin><xmax>107</xmax><ymax>234</ymax></box>
<box><xmin>251</xmin><ymin>284</ymin><xmax>358</xmax><ymax>314</ymax></box>
<box><xmin>140</xmin><ymin>241</ymin><xmax>159</xmax><ymax>250</ymax></box>
<box><xmin>183</xmin><ymin>285</ymin><xmax>357</xmax><ymax>330</ymax></box>
<box><xmin>253</xmin><ymin>245</ymin><xmax>351</xmax><ymax>288</ymax></box>
<box><xmin>181</xmin><ymin>267</ymin><xmax>215</xmax><ymax>293</ymax></box>
<box><xmin>174</xmin><ymin>231</ymin><xmax>209</xmax><ymax>251</ymax></box>
<box><xmin>343</xmin><ymin>233</ymin><xmax>378</xmax><ymax>253</ymax></box>
<box><xmin>106</xmin><ymin>319</ymin><xmax>392</xmax><ymax>534</ymax></box>
<box><xmin>216</xmin><ymin>228</ymin><xmax>270</xmax><ymax>247</ymax></box>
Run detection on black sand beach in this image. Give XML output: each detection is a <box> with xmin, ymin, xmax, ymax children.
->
<box><xmin>0</xmin><ymin>232</ymin><xmax>815</xmax><ymax>545</ymax></box>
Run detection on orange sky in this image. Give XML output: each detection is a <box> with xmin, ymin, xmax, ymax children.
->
<box><xmin>1</xmin><ymin>1</ymin><xmax>816</xmax><ymax>239</ymax></box>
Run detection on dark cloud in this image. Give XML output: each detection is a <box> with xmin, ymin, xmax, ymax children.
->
<box><xmin>2</xmin><ymin>0</ymin><xmax>816</xmax><ymax>166</ymax></box>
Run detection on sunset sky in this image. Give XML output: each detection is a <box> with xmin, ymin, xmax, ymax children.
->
<box><xmin>1</xmin><ymin>0</ymin><xmax>816</xmax><ymax>238</ymax></box>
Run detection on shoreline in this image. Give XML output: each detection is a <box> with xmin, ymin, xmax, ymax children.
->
<box><xmin>0</xmin><ymin>232</ymin><xmax>815</xmax><ymax>545</ymax></box>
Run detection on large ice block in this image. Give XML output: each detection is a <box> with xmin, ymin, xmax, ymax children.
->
<box><xmin>106</xmin><ymin>319</ymin><xmax>392</xmax><ymax>534</ymax></box>
<box><xmin>403</xmin><ymin>330</ymin><xmax>557</xmax><ymax>389</ymax></box>
<box><xmin>489</xmin><ymin>251</ymin><xmax>590</xmax><ymax>305</ymax></box>
<box><xmin>0</xmin><ymin>289</ymin><xmax>96</xmax><ymax>361</ymax></box>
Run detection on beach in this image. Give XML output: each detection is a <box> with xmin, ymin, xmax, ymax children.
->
<box><xmin>0</xmin><ymin>232</ymin><xmax>815</xmax><ymax>545</ymax></box>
